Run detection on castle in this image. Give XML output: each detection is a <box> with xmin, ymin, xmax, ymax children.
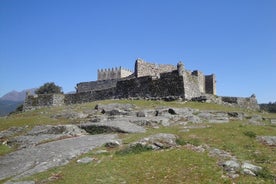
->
<box><xmin>76</xmin><ymin>59</ymin><xmax>216</xmax><ymax>99</ymax></box>
<box><xmin>23</xmin><ymin>59</ymin><xmax>259</xmax><ymax>111</ymax></box>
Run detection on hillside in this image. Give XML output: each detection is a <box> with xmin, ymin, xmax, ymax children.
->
<box><xmin>0</xmin><ymin>100</ymin><xmax>23</xmax><ymax>116</ymax></box>
<box><xmin>0</xmin><ymin>100</ymin><xmax>275</xmax><ymax>184</ymax></box>
<box><xmin>0</xmin><ymin>89</ymin><xmax>36</xmax><ymax>116</ymax></box>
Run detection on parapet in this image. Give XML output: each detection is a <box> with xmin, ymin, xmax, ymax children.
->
<box><xmin>97</xmin><ymin>67</ymin><xmax>133</xmax><ymax>81</ymax></box>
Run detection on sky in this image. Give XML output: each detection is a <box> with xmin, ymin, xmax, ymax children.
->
<box><xmin>0</xmin><ymin>0</ymin><xmax>275</xmax><ymax>103</ymax></box>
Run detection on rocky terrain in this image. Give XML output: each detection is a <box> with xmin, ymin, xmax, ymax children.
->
<box><xmin>0</xmin><ymin>101</ymin><xmax>275</xmax><ymax>184</ymax></box>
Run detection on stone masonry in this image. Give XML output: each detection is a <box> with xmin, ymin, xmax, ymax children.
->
<box><xmin>23</xmin><ymin>58</ymin><xmax>259</xmax><ymax>111</ymax></box>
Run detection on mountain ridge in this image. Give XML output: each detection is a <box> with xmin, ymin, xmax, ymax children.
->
<box><xmin>0</xmin><ymin>89</ymin><xmax>36</xmax><ymax>116</ymax></box>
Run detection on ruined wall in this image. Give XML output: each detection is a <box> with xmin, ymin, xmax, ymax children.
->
<box><xmin>205</xmin><ymin>74</ymin><xmax>216</xmax><ymax>95</ymax></box>
<box><xmin>135</xmin><ymin>59</ymin><xmax>176</xmax><ymax>78</ymax></box>
<box><xmin>23</xmin><ymin>94</ymin><xmax>64</xmax><ymax>111</ymax></box>
<box><xmin>76</xmin><ymin>79</ymin><xmax>118</xmax><ymax>93</ymax></box>
<box><xmin>97</xmin><ymin>67</ymin><xmax>132</xmax><ymax>81</ymax></box>
<box><xmin>221</xmin><ymin>96</ymin><xmax>259</xmax><ymax>110</ymax></box>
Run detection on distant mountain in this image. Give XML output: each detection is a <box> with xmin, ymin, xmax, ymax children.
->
<box><xmin>0</xmin><ymin>89</ymin><xmax>36</xmax><ymax>116</ymax></box>
<box><xmin>0</xmin><ymin>89</ymin><xmax>36</xmax><ymax>102</ymax></box>
<box><xmin>0</xmin><ymin>100</ymin><xmax>23</xmax><ymax>116</ymax></box>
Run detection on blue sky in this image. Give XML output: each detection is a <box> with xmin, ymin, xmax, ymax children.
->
<box><xmin>0</xmin><ymin>0</ymin><xmax>275</xmax><ymax>103</ymax></box>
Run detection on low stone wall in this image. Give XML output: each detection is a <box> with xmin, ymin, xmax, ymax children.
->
<box><xmin>23</xmin><ymin>94</ymin><xmax>64</xmax><ymax>111</ymax></box>
<box><xmin>221</xmin><ymin>96</ymin><xmax>260</xmax><ymax>110</ymax></box>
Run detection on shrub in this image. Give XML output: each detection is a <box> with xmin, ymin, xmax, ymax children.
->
<box><xmin>243</xmin><ymin>131</ymin><xmax>256</xmax><ymax>138</ymax></box>
<box><xmin>35</xmin><ymin>82</ymin><xmax>63</xmax><ymax>94</ymax></box>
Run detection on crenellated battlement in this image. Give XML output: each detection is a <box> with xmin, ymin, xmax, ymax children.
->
<box><xmin>97</xmin><ymin>66</ymin><xmax>133</xmax><ymax>81</ymax></box>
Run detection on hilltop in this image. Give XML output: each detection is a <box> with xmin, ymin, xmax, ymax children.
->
<box><xmin>0</xmin><ymin>100</ymin><xmax>275</xmax><ymax>184</ymax></box>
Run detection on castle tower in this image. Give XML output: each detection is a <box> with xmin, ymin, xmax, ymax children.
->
<box><xmin>97</xmin><ymin>67</ymin><xmax>132</xmax><ymax>81</ymax></box>
<box><xmin>205</xmin><ymin>74</ymin><xmax>216</xmax><ymax>95</ymax></box>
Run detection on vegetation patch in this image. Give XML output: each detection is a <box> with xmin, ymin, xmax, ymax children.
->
<box><xmin>115</xmin><ymin>143</ymin><xmax>153</xmax><ymax>156</ymax></box>
<box><xmin>243</xmin><ymin>131</ymin><xmax>257</xmax><ymax>138</ymax></box>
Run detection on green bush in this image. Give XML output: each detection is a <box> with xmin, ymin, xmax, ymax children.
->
<box><xmin>35</xmin><ymin>82</ymin><xmax>63</xmax><ymax>94</ymax></box>
<box><xmin>243</xmin><ymin>131</ymin><xmax>256</xmax><ymax>138</ymax></box>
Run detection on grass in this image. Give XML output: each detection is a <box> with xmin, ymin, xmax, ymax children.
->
<box><xmin>0</xmin><ymin>144</ymin><xmax>12</xmax><ymax>156</ymax></box>
<box><xmin>1</xmin><ymin>100</ymin><xmax>276</xmax><ymax>183</ymax></box>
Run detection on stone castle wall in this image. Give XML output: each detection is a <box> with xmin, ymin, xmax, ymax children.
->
<box><xmin>97</xmin><ymin>67</ymin><xmax>132</xmax><ymax>81</ymax></box>
<box><xmin>116</xmin><ymin>71</ymin><xmax>185</xmax><ymax>99</ymax></box>
<box><xmin>134</xmin><ymin>59</ymin><xmax>176</xmax><ymax>78</ymax></box>
<box><xmin>23</xmin><ymin>58</ymin><xmax>259</xmax><ymax>111</ymax></box>
<box><xmin>205</xmin><ymin>74</ymin><xmax>216</xmax><ymax>95</ymax></box>
<box><xmin>76</xmin><ymin>79</ymin><xmax>118</xmax><ymax>93</ymax></box>
<box><xmin>221</xmin><ymin>96</ymin><xmax>259</xmax><ymax>110</ymax></box>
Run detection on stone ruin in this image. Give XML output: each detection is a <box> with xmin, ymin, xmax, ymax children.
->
<box><xmin>23</xmin><ymin>59</ymin><xmax>259</xmax><ymax>111</ymax></box>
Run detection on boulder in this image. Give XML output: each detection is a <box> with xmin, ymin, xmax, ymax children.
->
<box><xmin>104</xmin><ymin>140</ymin><xmax>122</xmax><ymax>148</ymax></box>
<box><xmin>0</xmin><ymin>127</ymin><xmax>25</xmax><ymax>139</ymax></box>
<box><xmin>257</xmin><ymin>136</ymin><xmax>276</xmax><ymax>146</ymax></box>
<box><xmin>77</xmin><ymin>157</ymin><xmax>95</xmax><ymax>164</ymax></box>
<box><xmin>134</xmin><ymin>133</ymin><xmax>178</xmax><ymax>150</ymax></box>
<box><xmin>241</xmin><ymin>162</ymin><xmax>262</xmax><ymax>176</ymax></box>
<box><xmin>222</xmin><ymin>160</ymin><xmax>240</xmax><ymax>172</ymax></box>
<box><xmin>248</xmin><ymin>115</ymin><xmax>264</xmax><ymax>125</ymax></box>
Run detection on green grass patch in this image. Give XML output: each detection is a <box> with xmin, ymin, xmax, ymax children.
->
<box><xmin>0</xmin><ymin>144</ymin><xmax>13</xmax><ymax>156</ymax></box>
<box><xmin>115</xmin><ymin>144</ymin><xmax>153</xmax><ymax>156</ymax></box>
<box><xmin>25</xmin><ymin>149</ymin><xmax>230</xmax><ymax>184</ymax></box>
<box><xmin>243</xmin><ymin>131</ymin><xmax>257</xmax><ymax>138</ymax></box>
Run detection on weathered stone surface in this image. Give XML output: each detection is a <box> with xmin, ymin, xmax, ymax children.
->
<box><xmin>241</xmin><ymin>162</ymin><xmax>262</xmax><ymax>176</ymax></box>
<box><xmin>208</xmin><ymin>148</ymin><xmax>234</xmax><ymax>160</ymax></box>
<box><xmin>7</xmin><ymin>125</ymin><xmax>87</xmax><ymax>149</ymax></box>
<box><xmin>95</xmin><ymin>103</ymin><xmax>136</xmax><ymax>112</ymax></box>
<box><xmin>79</xmin><ymin>121</ymin><xmax>146</xmax><ymax>134</ymax></box>
<box><xmin>222</xmin><ymin>160</ymin><xmax>240</xmax><ymax>172</ymax></box>
<box><xmin>128</xmin><ymin>116</ymin><xmax>170</xmax><ymax>127</ymax></box>
<box><xmin>257</xmin><ymin>136</ymin><xmax>276</xmax><ymax>146</ymax></box>
<box><xmin>227</xmin><ymin>112</ymin><xmax>244</xmax><ymax>121</ymax></box>
<box><xmin>51</xmin><ymin>111</ymin><xmax>88</xmax><ymax>120</ymax></box>
<box><xmin>5</xmin><ymin>181</ymin><xmax>35</xmax><ymax>184</ymax></box>
<box><xmin>0</xmin><ymin>126</ymin><xmax>25</xmax><ymax>139</ymax></box>
<box><xmin>27</xmin><ymin>125</ymin><xmax>86</xmax><ymax>136</ymax></box>
<box><xmin>198</xmin><ymin>111</ymin><xmax>229</xmax><ymax>123</ymax></box>
<box><xmin>271</xmin><ymin>119</ymin><xmax>276</xmax><ymax>125</ymax></box>
<box><xmin>77</xmin><ymin>157</ymin><xmax>95</xmax><ymax>164</ymax></box>
<box><xmin>248</xmin><ymin>115</ymin><xmax>264</xmax><ymax>125</ymax></box>
<box><xmin>136</xmin><ymin>111</ymin><xmax>146</xmax><ymax>117</ymax></box>
<box><xmin>0</xmin><ymin>134</ymin><xmax>117</xmax><ymax>181</ymax></box>
<box><xmin>184</xmin><ymin>144</ymin><xmax>205</xmax><ymax>152</ymax></box>
<box><xmin>187</xmin><ymin>115</ymin><xmax>202</xmax><ymax>123</ymax></box>
<box><xmin>134</xmin><ymin>133</ymin><xmax>178</xmax><ymax>150</ymax></box>
<box><xmin>104</xmin><ymin>139</ymin><xmax>121</xmax><ymax>148</ymax></box>
<box><xmin>7</xmin><ymin>134</ymin><xmax>66</xmax><ymax>149</ymax></box>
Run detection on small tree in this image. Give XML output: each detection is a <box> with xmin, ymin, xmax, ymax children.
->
<box><xmin>35</xmin><ymin>82</ymin><xmax>63</xmax><ymax>94</ymax></box>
